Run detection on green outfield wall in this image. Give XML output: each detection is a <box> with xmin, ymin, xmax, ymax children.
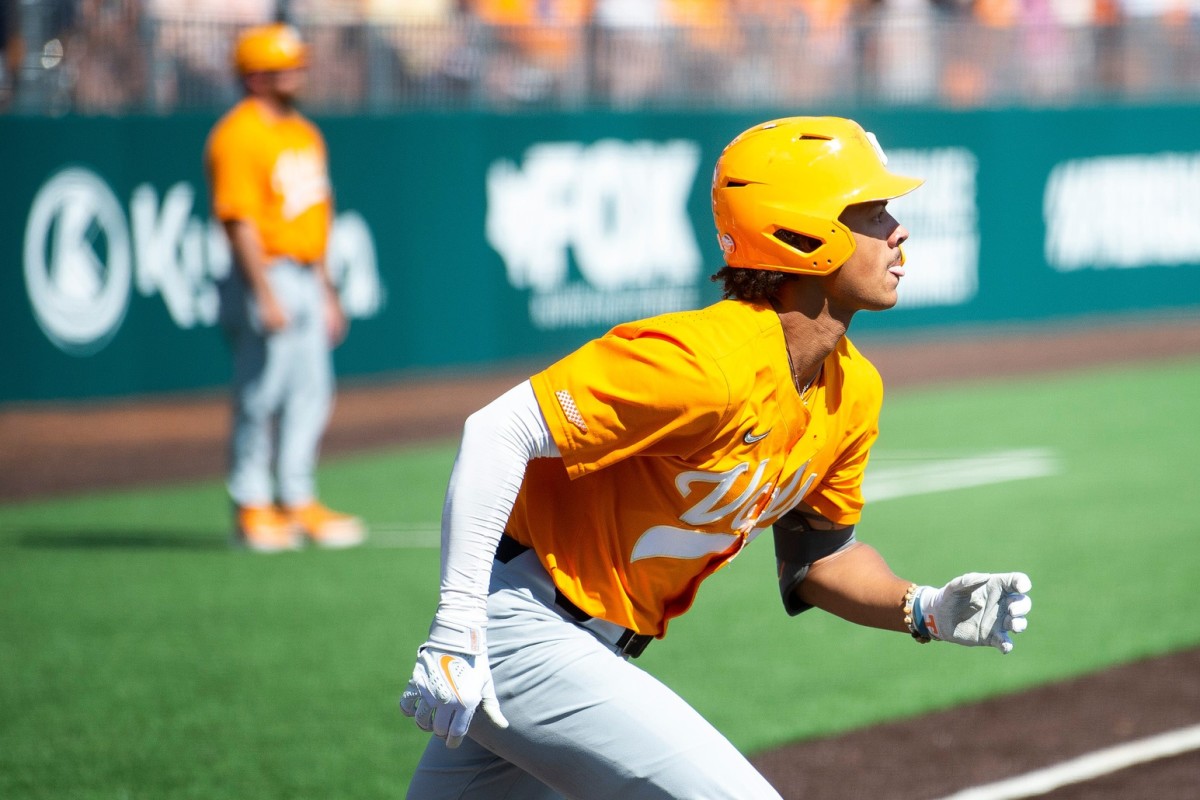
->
<box><xmin>4</xmin><ymin>106</ymin><xmax>1199</xmax><ymax>403</ymax></box>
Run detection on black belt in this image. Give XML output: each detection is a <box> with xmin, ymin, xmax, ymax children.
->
<box><xmin>495</xmin><ymin>533</ymin><xmax>653</xmax><ymax>659</ymax></box>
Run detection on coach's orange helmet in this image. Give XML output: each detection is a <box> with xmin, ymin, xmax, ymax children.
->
<box><xmin>712</xmin><ymin>116</ymin><xmax>923</xmax><ymax>276</ymax></box>
<box><xmin>233</xmin><ymin>23</ymin><xmax>307</xmax><ymax>75</ymax></box>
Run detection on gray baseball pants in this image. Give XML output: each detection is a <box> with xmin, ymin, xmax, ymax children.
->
<box><xmin>406</xmin><ymin>549</ymin><xmax>783</xmax><ymax>800</ymax></box>
<box><xmin>220</xmin><ymin>259</ymin><xmax>332</xmax><ymax>508</ymax></box>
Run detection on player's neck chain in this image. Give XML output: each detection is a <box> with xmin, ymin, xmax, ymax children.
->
<box><xmin>784</xmin><ymin>348</ymin><xmax>821</xmax><ymax>403</ymax></box>
<box><xmin>770</xmin><ymin>297</ymin><xmax>821</xmax><ymax>403</ymax></box>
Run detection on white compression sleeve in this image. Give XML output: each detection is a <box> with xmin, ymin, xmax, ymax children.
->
<box><xmin>435</xmin><ymin>380</ymin><xmax>560</xmax><ymax>628</ymax></box>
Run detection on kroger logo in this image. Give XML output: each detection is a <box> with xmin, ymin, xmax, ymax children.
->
<box><xmin>23</xmin><ymin>166</ymin><xmax>384</xmax><ymax>356</ymax></box>
<box><xmin>23</xmin><ymin>168</ymin><xmax>133</xmax><ymax>355</ymax></box>
<box><xmin>485</xmin><ymin>139</ymin><xmax>704</xmax><ymax>330</ymax></box>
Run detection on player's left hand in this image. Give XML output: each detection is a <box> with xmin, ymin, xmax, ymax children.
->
<box><xmin>916</xmin><ymin>572</ymin><xmax>1032</xmax><ymax>654</ymax></box>
<box><xmin>399</xmin><ymin>619</ymin><xmax>509</xmax><ymax>748</ymax></box>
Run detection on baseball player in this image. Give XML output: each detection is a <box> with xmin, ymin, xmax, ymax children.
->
<box><xmin>205</xmin><ymin>23</ymin><xmax>364</xmax><ymax>552</ymax></box>
<box><xmin>399</xmin><ymin>117</ymin><xmax>1032</xmax><ymax>799</ymax></box>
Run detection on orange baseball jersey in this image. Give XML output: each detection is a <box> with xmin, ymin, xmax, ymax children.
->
<box><xmin>509</xmin><ymin>299</ymin><xmax>884</xmax><ymax>637</ymax></box>
<box><xmin>205</xmin><ymin>98</ymin><xmax>331</xmax><ymax>264</ymax></box>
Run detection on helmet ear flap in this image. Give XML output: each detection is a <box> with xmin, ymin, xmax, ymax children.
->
<box><xmin>762</xmin><ymin>214</ymin><xmax>857</xmax><ymax>275</ymax></box>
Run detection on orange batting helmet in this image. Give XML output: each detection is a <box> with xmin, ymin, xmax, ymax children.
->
<box><xmin>233</xmin><ymin>23</ymin><xmax>308</xmax><ymax>75</ymax></box>
<box><xmin>712</xmin><ymin>116</ymin><xmax>923</xmax><ymax>276</ymax></box>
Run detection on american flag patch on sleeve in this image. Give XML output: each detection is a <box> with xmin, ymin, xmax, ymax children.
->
<box><xmin>555</xmin><ymin>389</ymin><xmax>588</xmax><ymax>433</ymax></box>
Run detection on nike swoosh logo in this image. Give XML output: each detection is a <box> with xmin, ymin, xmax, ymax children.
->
<box><xmin>743</xmin><ymin>428</ymin><xmax>771</xmax><ymax>445</ymax></box>
<box><xmin>438</xmin><ymin>654</ymin><xmax>464</xmax><ymax>702</ymax></box>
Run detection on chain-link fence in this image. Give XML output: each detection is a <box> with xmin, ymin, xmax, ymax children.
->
<box><xmin>4</xmin><ymin>1</ymin><xmax>1200</xmax><ymax>114</ymax></box>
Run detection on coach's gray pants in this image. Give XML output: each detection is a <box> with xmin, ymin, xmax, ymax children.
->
<box><xmin>406</xmin><ymin>550</ymin><xmax>783</xmax><ymax>800</ymax></box>
<box><xmin>220</xmin><ymin>259</ymin><xmax>333</xmax><ymax>508</ymax></box>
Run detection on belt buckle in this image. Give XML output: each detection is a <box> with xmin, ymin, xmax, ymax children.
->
<box><xmin>616</xmin><ymin>629</ymin><xmax>652</xmax><ymax>659</ymax></box>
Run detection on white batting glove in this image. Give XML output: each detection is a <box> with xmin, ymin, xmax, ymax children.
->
<box><xmin>914</xmin><ymin>572</ymin><xmax>1032</xmax><ymax>654</ymax></box>
<box><xmin>399</xmin><ymin>618</ymin><xmax>509</xmax><ymax>747</ymax></box>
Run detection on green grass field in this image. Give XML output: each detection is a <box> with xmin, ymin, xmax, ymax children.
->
<box><xmin>2</xmin><ymin>357</ymin><xmax>1198</xmax><ymax>798</ymax></box>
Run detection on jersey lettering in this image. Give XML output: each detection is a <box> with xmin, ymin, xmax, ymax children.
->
<box><xmin>631</xmin><ymin>527</ymin><xmax>737</xmax><ymax>562</ymax></box>
<box><xmin>273</xmin><ymin>147</ymin><xmax>329</xmax><ymax>221</ymax></box>
<box><xmin>676</xmin><ymin>460</ymin><xmax>767</xmax><ymax>526</ymax></box>
<box><xmin>632</xmin><ymin>460</ymin><xmax>820</xmax><ymax>562</ymax></box>
<box><xmin>758</xmin><ymin>462</ymin><xmax>819</xmax><ymax>521</ymax></box>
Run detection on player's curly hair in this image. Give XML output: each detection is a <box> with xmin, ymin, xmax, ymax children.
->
<box><xmin>711</xmin><ymin>266</ymin><xmax>797</xmax><ymax>301</ymax></box>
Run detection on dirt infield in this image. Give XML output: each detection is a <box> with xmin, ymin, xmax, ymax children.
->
<box><xmin>3</xmin><ymin>314</ymin><xmax>1199</xmax><ymax>797</ymax></box>
<box><xmin>754</xmin><ymin>648</ymin><xmax>1200</xmax><ymax>799</ymax></box>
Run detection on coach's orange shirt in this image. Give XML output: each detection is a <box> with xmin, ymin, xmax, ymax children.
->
<box><xmin>205</xmin><ymin>97</ymin><xmax>331</xmax><ymax>264</ymax></box>
<box><xmin>510</xmin><ymin>299</ymin><xmax>883</xmax><ymax>637</ymax></box>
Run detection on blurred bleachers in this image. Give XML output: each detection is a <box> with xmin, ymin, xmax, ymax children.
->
<box><xmin>2</xmin><ymin>0</ymin><xmax>1198</xmax><ymax>115</ymax></box>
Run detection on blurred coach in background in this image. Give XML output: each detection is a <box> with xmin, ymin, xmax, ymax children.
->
<box><xmin>205</xmin><ymin>22</ymin><xmax>365</xmax><ymax>553</ymax></box>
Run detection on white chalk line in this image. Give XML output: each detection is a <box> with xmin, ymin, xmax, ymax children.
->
<box><xmin>932</xmin><ymin>722</ymin><xmax>1200</xmax><ymax>800</ymax></box>
<box><xmin>364</xmin><ymin>448</ymin><xmax>1059</xmax><ymax>549</ymax></box>
<box><xmin>364</xmin><ymin>524</ymin><xmax>440</xmax><ymax>549</ymax></box>
<box><xmin>864</xmin><ymin>448</ymin><xmax>1060</xmax><ymax>503</ymax></box>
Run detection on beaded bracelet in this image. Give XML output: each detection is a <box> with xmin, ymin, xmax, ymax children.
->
<box><xmin>903</xmin><ymin>583</ymin><xmax>932</xmax><ymax>644</ymax></box>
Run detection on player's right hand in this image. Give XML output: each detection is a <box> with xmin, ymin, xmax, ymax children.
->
<box><xmin>917</xmin><ymin>572</ymin><xmax>1032</xmax><ymax>654</ymax></box>
<box><xmin>257</xmin><ymin>294</ymin><xmax>289</xmax><ymax>333</ymax></box>
<box><xmin>399</xmin><ymin>619</ymin><xmax>509</xmax><ymax>748</ymax></box>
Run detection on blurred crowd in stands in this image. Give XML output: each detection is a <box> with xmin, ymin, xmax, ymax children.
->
<box><xmin>2</xmin><ymin>0</ymin><xmax>1199</xmax><ymax>114</ymax></box>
